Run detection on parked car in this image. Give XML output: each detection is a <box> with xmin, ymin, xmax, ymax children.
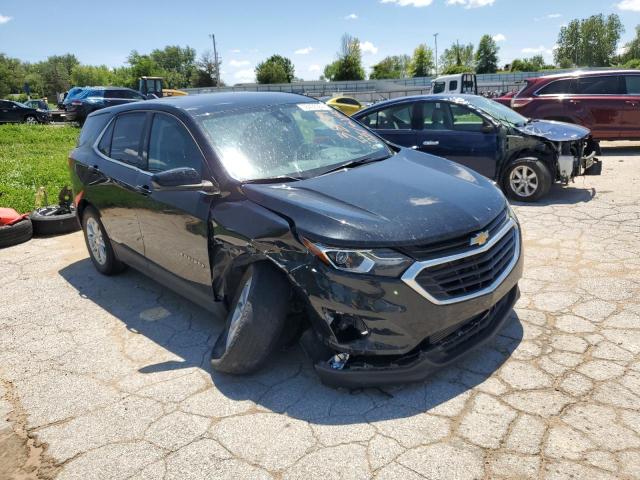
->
<box><xmin>64</xmin><ymin>87</ymin><xmax>145</xmax><ymax>124</ymax></box>
<box><xmin>23</xmin><ymin>99</ymin><xmax>48</xmax><ymax>110</ymax></box>
<box><xmin>0</xmin><ymin>100</ymin><xmax>50</xmax><ymax>124</ymax></box>
<box><xmin>324</xmin><ymin>95</ymin><xmax>363</xmax><ymax>115</ymax></box>
<box><xmin>495</xmin><ymin>70</ymin><xmax>640</xmax><ymax>140</ymax></box>
<box><xmin>58</xmin><ymin>86</ymin><xmax>87</xmax><ymax>109</ymax></box>
<box><xmin>353</xmin><ymin>94</ymin><xmax>600</xmax><ymax>201</ymax></box>
<box><xmin>69</xmin><ymin>92</ymin><xmax>523</xmax><ymax>387</ymax></box>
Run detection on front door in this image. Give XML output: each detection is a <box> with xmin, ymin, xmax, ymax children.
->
<box><xmin>135</xmin><ymin>112</ymin><xmax>214</xmax><ymax>301</ymax></box>
<box><xmin>416</xmin><ymin>101</ymin><xmax>499</xmax><ymax>179</ymax></box>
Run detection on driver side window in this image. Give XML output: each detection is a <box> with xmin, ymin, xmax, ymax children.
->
<box><xmin>148</xmin><ymin>114</ymin><xmax>203</xmax><ymax>174</ymax></box>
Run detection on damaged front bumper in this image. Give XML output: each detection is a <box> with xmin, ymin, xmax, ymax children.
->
<box><xmin>557</xmin><ymin>137</ymin><xmax>601</xmax><ymax>182</ymax></box>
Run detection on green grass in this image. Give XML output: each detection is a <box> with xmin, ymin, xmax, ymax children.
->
<box><xmin>0</xmin><ymin>124</ymin><xmax>79</xmax><ymax>213</ymax></box>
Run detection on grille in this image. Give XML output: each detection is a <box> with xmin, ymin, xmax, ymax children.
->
<box><xmin>413</xmin><ymin>226</ymin><xmax>517</xmax><ymax>301</ymax></box>
<box><xmin>398</xmin><ymin>208</ymin><xmax>508</xmax><ymax>261</ymax></box>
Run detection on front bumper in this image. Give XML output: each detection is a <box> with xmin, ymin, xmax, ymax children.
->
<box><xmin>316</xmin><ymin>285</ymin><xmax>519</xmax><ymax>388</ymax></box>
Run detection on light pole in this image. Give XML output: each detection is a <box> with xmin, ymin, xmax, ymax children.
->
<box><xmin>434</xmin><ymin>33</ymin><xmax>439</xmax><ymax>77</ymax></box>
<box><xmin>209</xmin><ymin>33</ymin><xmax>220</xmax><ymax>87</ymax></box>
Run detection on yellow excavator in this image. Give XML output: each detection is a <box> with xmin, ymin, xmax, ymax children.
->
<box><xmin>138</xmin><ymin>76</ymin><xmax>188</xmax><ymax>98</ymax></box>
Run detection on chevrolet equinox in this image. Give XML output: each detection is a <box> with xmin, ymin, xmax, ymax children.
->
<box><xmin>69</xmin><ymin>92</ymin><xmax>523</xmax><ymax>387</ymax></box>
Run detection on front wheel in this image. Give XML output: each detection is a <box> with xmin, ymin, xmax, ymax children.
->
<box><xmin>503</xmin><ymin>158</ymin><xmax>551</xmax><ymax>202</ymax></box>
<box><xmin>211</xmin><ymin>263</ymin><xmax>290</xmax><ymax>375</ymax></box>
<box><xmin>24</xmin><ymin>115</ymin><xmax>38</xmax><ymax>125</ymax></box>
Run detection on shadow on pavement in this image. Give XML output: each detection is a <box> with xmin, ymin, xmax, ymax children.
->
<box><xmin>59</xmin><ymin>258</ymin><xmax>523</xmax><ymax>424</ymax></box>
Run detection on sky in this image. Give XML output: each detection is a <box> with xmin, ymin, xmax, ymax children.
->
<box><xmin>1</xmin><ymin>0</ymin><xmax>640</xmax><ymax>84</ymax></box>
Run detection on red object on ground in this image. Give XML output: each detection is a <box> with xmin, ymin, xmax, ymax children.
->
<box><xmin>0</xmin><ymin>208</ymin><xmax>28</xmax><ymax>226</ymax></box>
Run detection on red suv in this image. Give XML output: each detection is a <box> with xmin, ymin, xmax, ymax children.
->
<box><xmin>497</xmin><ymin>70</ymin><xmax>640</xmax><ymax>141</ymax></box>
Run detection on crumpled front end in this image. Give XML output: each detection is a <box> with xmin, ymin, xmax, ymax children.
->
<box><xmin>556</xmin><ymin>136</ymin><xmax>601</xmax><ymax>183</ymax></box>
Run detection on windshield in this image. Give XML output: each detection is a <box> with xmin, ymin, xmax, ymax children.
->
<box><xmin>464</xmin><ymin>95</ymin><xmax>528</xmax><ymax>127</ymax></box>
<box><xmin>197</xmin><ymin>102</ymin><xmax>390</xmax><ymax>181</ymax></box>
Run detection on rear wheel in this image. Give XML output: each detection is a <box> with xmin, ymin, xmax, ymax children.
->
<box><xmin>81</xmin><ymin>207</ymin><xmax>125</xmax><ymax>275</ymax></box>
<box><xmin>503</xmin><ymin>158</ymin><xmax>551</xmax><ymax>202</ymax></box>
<box><xmin>24</xmin><ymin>115</ymin><xmax>37</xmax><ymax>125</ymax></box>
<box><xmin>211</xmin><ymin>263</ymin><xmax>290</xmax><ymax>375</ymax></box>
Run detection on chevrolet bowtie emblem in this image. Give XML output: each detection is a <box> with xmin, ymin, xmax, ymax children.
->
<box><xmin>470</xmin><ymin>230</ymin><xmax>490</xmax><ymax>247</ymax></box>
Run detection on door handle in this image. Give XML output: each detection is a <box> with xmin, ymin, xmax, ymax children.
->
<box><xmin>568</xmin><ymin>99</ymin><xmax>580</xmax><ymax>104</ymax></box>
<box><xmin>134</xmin><ymin>185</ymin><xmax>151</xmax><ymax>195</ymax></box>
<box><xmin>422</xmin><ymin>140</ymin><xmax>439</xmax><ymax>146</ymax></box>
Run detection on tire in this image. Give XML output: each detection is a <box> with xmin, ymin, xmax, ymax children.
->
<box><xmin>30</xmin><ymin>205</ymin><xmax>80</xmax><ymax>236</ymax></box>
<box><xmin>24</xmin><ymin>115</ymin><xmax>38</xmax><ymax>125</ymax></box>
<box><xmin>211</xmin><ymin>263</ymin><xmax>290</xmax><ymax>375</ymax></box>
<box><xmin>0</xmin><ymin>218</ymin><xmax>33</xmax><ymax>248</ymax></box>
<box><xmin>81</xmin><ymin>206</ymin><xmax>126</xmax><ymax>275</ymax></box>
<box><xmin>503</xmin><ymin>157</ymin><xmax>552</xmax><ymax>202</ymax></box>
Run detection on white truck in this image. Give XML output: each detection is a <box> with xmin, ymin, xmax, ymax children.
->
<box><xmin>431</xmin><ymin>73</ymin><xmax>477</xmax><ymax>95</ymax></box>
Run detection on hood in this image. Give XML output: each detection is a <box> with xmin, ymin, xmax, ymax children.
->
<box><xmin>516</xmin><ymin>119</ymin><xmax>590</xmax><ymax>142</ymax></box>
<box><xmin>242</xmin><ymin>149</ymin><xmax>506</xmax><ymax>248</ymax></box>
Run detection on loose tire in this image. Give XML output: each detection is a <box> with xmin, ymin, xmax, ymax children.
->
<box><xmin>0</xmin><ymin>218</ymin><xmax>33</xmax><ymax>249</ymax></box>
<box><xmin>81</xmin><ymin>207</ymin><xmax>125</xmax><ymax>275</ymax></box>
<box><xmin>211</xmin><ymin>263</ymin><xmax>290</xmax><ymax>375</ymax></box>
<box><xmin>503</xmin><ymin>158</ymin><xmax>551</xmax><ymax>202</ymax></box>
<box><xmin>30</xmin><ymin>205</ymin><xmax>80</xmax><ymax>236</ymax></box>
<box><xmin>24</xmin><ymin>115</ymin><xmax>38</xmax><ymax>125</ymax></box>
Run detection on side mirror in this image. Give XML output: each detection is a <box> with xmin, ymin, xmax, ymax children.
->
<box><xmin>151</xmin><ymin>167</ymin><xmax>220</xmax><ymax>194</ymax></box>
<box><xmin>481</xmin><ymin>123</ymin><xmax>495</xmax><ymax>134</ymax></box>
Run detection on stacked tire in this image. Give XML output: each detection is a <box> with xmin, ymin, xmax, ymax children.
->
<box><xmin>30</xmin><ymin>205</ymin><xmax>80</xmax><ymax>236</ymax></box>
<box><xmin>0</xmin><ymin>217</ymin><xmax>33</xmax><ymax>248</ymax></box>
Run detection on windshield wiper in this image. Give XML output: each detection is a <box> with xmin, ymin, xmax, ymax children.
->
<box><xmin>242</xmin><ymin>174</ymin><xmax>303</xmax><ymax>184</ymax></box>
<box><xmin>317</xmin><ymin>153</ymin><xmax>392</xmax><ymax>177</ymax></box>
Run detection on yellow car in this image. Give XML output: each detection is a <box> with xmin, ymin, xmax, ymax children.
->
<box><xmin>325</xmin><ymin>96</ymin><xmax>363</xmax><ymax>116</ymax></box>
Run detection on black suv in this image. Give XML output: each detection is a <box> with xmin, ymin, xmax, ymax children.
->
<box><xmin>0</xmin><ymin>100</ymin><xmax>50</xmax><ymax>124</ymax></box>
<box><xmin>69</xmin><ymin>93</ymin><xmax>523</xmax><ymax>387</ymax></box>
<box><xmin>64</xmin><ymin>87</ymin><xmax>145</xmax><ymax>124</ymax></box>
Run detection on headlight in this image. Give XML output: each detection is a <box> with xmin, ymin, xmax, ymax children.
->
<box><xmin>506</xmin><ymin>202</ymin><xmax>520</xmax><ymax>225</ymax></box>
<box><xmin>302</xmin><ymin>238</ymin><xmax>413</xmax><ymax>277</ymax></box>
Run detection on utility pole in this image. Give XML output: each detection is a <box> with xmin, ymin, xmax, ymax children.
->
<box><xmin>209</xmin><ymin>33</ymin><xmax>221</xmax><ymax>87</ymax></box>
<box><xmin>434</xmin><ymin>33</ymin><xmax>439</xmax><ymax>76</ymax></box>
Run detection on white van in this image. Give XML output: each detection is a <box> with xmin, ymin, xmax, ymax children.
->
<box><xmin>431</xmin><ymin>73</ymin><xmax>477</xmax><ymax>94</ymax></box>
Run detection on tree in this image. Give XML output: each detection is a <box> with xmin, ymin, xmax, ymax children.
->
<box><xmin>440</xmin><ymin>42</ymin><xmax>475</xmax><ymax>74</ymax></box>
<box><xmin>322</xmin><ymin>60</ymin><xmax>340</xmax><ymax>81</ymax></box>
<box><xmin>410</xmin><ymin>44</ymin><xmax>434</xmax><ymax>77</ymax></box>
<box><xmin>194</xmin><ymin>50</ymin><xmax>223</xmax><ymax>87</ymax></box>
<box><xmin>325</xmin><ymin>34</ymin><xmax>365</xmax><ymax>81</ymax></box>
<box><xmin>71</xmin><ymin>65</ymin><xmax>114</xmax><ymax>87</ymax></box>
<box><xmin>255</xmin><ymin>54</ymin><xmax>295</xmax><ymax>84</ymax></box>
<box><xmin>35</xmin><ymin>54</ymin><xmax>80</xmax><ymax>99</ymax></box>
<box><xmin>475</xmin><ymin>35</ymin><xmax>499</xmax><ymax>74</ymax></box>
<box><xmin>555</xmin><ymin>14</ymin><xmax>624</xmax><ymax>67</ymax></box>
<box><xmin>509</xmin><ymin>55</ymin><xmax>548</xmax><ymax>72</ymax></box>
<box><xmin>621</xmin><ymin>25</ymin><xmax>640</xmax><ymax>62</ymax></box>
<box><xmin>369</xmin><ymin>55</ymin><xmax>411</xmax><ymax>80</ymax></box>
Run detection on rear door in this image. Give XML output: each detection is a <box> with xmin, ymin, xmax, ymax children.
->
<box><xmin>0</xmin><ymin>101</ymin><xmax>13</xmax><ymax>122</ymax></box>
<box><xmin>621</xmin><ymin>74</ymin><xmax>640</xmax><ymax>139</ymax></box>
<box><xmin>357</xmin><ymin>101</ymin><xmax>419</xmax><ymax>148</ymax></box>
<box><xmin>90</xmin><ymin>111</ymin><xmax>148</xmax><ymax>256</ymax></box>
<box><xmin>135</xmin><ymin>112</ymin><xmax>214</xmax><ymax>301</ymax></box>
<box><xmin>573</xmin><ymin>75</ymin><xmax>624</xmax><ymax>139</ymax></box>
<box><xmin>416</xmin><ymin>101</ymin><xmax>498</xmax><ymax>179</ymax></box>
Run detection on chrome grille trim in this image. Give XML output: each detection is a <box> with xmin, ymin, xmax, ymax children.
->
<box><xmin>401</xmin><ymin>219</ymin><xmax>520</xmax><ymax>305</ymax></box>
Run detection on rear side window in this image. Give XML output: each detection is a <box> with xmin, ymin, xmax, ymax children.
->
<box><xmin>432</xmin><ymin>81</ymin><xmax>445</xmax><ymax>94</ymax></box>
<box><xmin>148</xmin><ymin>114</ymin><xmax>203</xmax><ymax>174</ymax></box>
<box><xmin>537</xmin><ymin>79</ymin><xmax>575</xmax><ymax>96</ymax></box>
<box><xmin>577</xmin><ymin>76</ymin><xmax>623</xmax><ymax>95</ymax></box>
<box><xmin>375</xmin><ymin>103</ymin><xmax>413</xmax><ymax>130</ymax></box>
<box><xmin>449</xmin><ymin>80</ymin><xmax>458</xmax><ymax>91</ymax></box>
<box><xmin>77</xmin><ymin>114</ymin><xmax>111</xmax><ymax>147</ymax></box>
<box><xmin>109</xmin><ymin>112</ymin><xmax>146</xmax><ymax>167</ymax></box>
<box><xmin>422</xmin><ymin>102</ymin><xmax>448</xmax><ymax>130</ymax></box>
<box><xmin>624</xmin><ymin>76</ymin><xmax>640</xmax><ymax>94</ymax></box>
<box><xmin>358</xmin><ymin>111</ymin><xmax>379</xmax><ymax>129</ymax></box>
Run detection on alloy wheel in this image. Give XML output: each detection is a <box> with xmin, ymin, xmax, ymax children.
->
<box><xmin>86</xmin><ymin>217</ymin><xmax>107</xmax><ymax>266</ymax></box>
<box><xmin>227</xmin><ymin>275</ymin><xmax>253</xmax><ymax>348</ymax></box>
<box><xmin>509</xmin><ymin>165</ymin><xmax>539</xmax><ymax>198</ymax></box>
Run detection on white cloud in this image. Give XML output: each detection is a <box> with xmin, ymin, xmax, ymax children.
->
<box><xmin>230</xmin><ymin>49</ymin><xmax>241</xmax><ymax>54</ymax></box>
<box><xmin>0</xmin><ymin>14</ymin><xmax>12</xmax><ymax>24</ymax></box>
<box><xmin>547</xmin><ymin>13</ymin><xmax>562</xmax><ymax>18</ymax></box>
<box><xmin>345</xmin><ymin>13</ymin><xmax>358</xmax><ymax>19</ymax></box>
<box><xmin>618</xmin><ymin>0</ymin><xmax>640</xmax><ymax>11</ymax></box>
<box><xmin>446</xmin><ymin>0</ymin><xmax>495</xmax><ymax>8</ymax></box>
<box><xmin>360</xmin><ymin>41</ymin><xmax>378</xmax><ymax>54</ymax></box>
<box><xmin>295</xmin><ymin>46</ymin><xmax>313</xmax><ymax>55</ymax></box>
<box><xmin>229</xmin><ymin>59</ymin><xmax>250</xmax><ymax>67</ymax></box>
<box><xmin>522</xmin><ymin>45</ymin><xmax>553</xmax><ymax>56</ymax></box>
<box><xmin>380</xmin><ymin>0</ymin><xmax>433</xmax><ymax>7</ymax></box>
<box><xmin>308</xmin><ymin>64</ymin><xmax>321</xmax><ymax>72</ymax></box>
<box><xmin>234</xmin><ymin>69</ymin><xmax>255</xmax><ymax>83</ymax></box>
<box><xmin>493</xmin><ymin>33</ymin><xmax>506</xmax><ymax>42</ymax></box>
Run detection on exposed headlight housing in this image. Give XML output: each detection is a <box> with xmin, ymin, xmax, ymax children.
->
<box><xmin>302</xmin><ymin>238</ymin><xmax>412</xmax><ymax>277</ymax></box>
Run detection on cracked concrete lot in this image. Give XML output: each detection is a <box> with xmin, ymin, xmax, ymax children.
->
<box><xmin>1</xmin><ymin>142</ymin><xmax>640</xmax><ymax>480</ymax></box>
